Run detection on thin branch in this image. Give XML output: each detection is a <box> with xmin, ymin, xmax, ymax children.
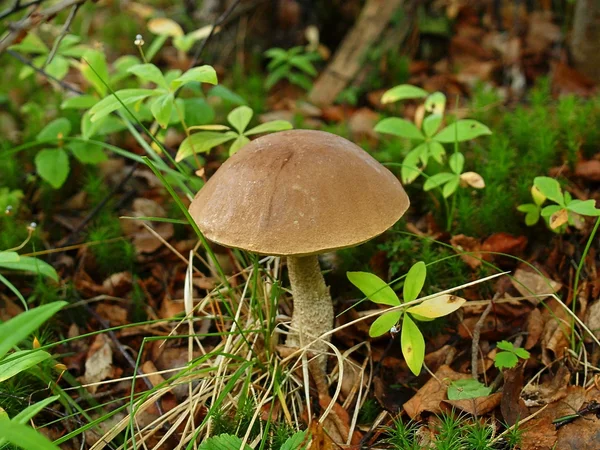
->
<box><xmin>6</xmin><ymin>48</ymin><xmax>84</xmax><ymax>93</ymax></box>
<box><xmin>42</xmin><ymin>2</ymin><xmax>81</xmax><ymax>69</ymax></box>
<box><xmin>0</xmin><ymin>0</ymin><xmax>47</xmax><ymax>21</ymax></box>
<box><xmin>0</xmin><ymin>0</ymin><xmax>88</xmax><ymax>54</ymax></box>
<box><xmin>189</xmin><ymin>0</ymin><xmax>241</xmax><ymax>67</ymax></box>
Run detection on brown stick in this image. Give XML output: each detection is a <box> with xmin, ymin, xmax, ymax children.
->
<box><xmin>308</xmin><ymin>0</ymin><xmax>404</xmax><ymax>106</ymax></box>
<box><xmin>0</xmin><ymin>0</ymin><xmax>88</xmax><ymax>54</ymax></box>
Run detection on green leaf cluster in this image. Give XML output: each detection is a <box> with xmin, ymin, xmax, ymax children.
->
<box><xmin>494</xmin><ymin>340</ymin><xmax>530</xmax><ymax>370</ymax></box>
<box><xmin>0</xmin><ymin>250</ymin><xmax>59</xmax><ymax>308</ymax></box>
<box><xmin>9</xmin><ymin>33</ymin><xmax>88</xmax><ymax>81</ymax></box>
<box><xmin>347</xmin><ymin>262</ymin><xmax>465</xmax><ymax>375</ymax></box>
<box><xmin>0</xmin><ymin>303</ymin><xmax>64</xmax><ymax>450</ymax></box>
<box><xmin>88</xmin><ymin>63</ymin><xmax>218</xmax><ymax>128</ymax></box>
<box><xmin>374</xmin><ymin>85</ymin><xmax>491</xmax><ymax>185</ymax></box>
<box><xmin>264</xmin><ymin>47</ymin><xmax>321</xmax><ymax>91</ymax></box>
<box><xmin>447</xmin><ymin>379</ymin><xmax>491</xmax><ymax>400</ymax></box>
<box><xmin>176</xmin><ymin>106</ymin><xmax>293</xmax><ymax>161</ymax></box>
<box><xmin>198</xmin><ymin>430</ymin><xmax>306</xmax><ymax>450</ymax></box>
<box><xmin>517</xmin><ymin>176</ymin><xmax>600</xmax><ymax>231</ymax></box>
<box><xmin>34</xmin><ymin>118</ymin><xmax>107</xmax><ymax>188</ymax></box>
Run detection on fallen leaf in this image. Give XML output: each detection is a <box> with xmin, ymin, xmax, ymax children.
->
<box><xmin>445</xmin><ymin>392</ymin><xmax>502</xmax><ymax>415</ymax></box>
<box><xmin>500</xmin><ymin>364</ymin><xmax>529</xmax><ymax>426</ymax></box>
<box><xmin>459</xmin><ymin>171</ymin><xmax>485</xmax><ymax>188</ymax></box>
<box><xmin>450</xmin><ymin>234</ymin><xmax>482</xmax><ymax>269</ymax></box>
<box><xmin>511</xmin><ymin>267</ymin><xmax>562</xmax><ymax>304</ymax></box>
<box><xmin>481</xmin><ymin>232</ymin><xmax>528</xmax><ymax>256</ymax></box>
<box><xmin>575</xmin><ymin>160</ymin><xmax>600</xmax><ymax>182</ymax></box>
<box><xmin>81</xmin><ymin>334</ymin><xmax>114</xmax><ymax>393</ymax></box>
<box><xmin>95</xmin><ymin>303</ymin><xmax>128</xmax><ymax>326</ymax></box>
<box><xmin>525</xmin><ymin>308</ymin><xmax>544</xmax><ymax>349</ymax></box>
<box><xmin>520</xmin><ymin>417</ymin><xmax>558</xmax><ymax>450</ymax></box>
<box><xmin>403</xmin><ymin>365</ymin><xmax>470</xmax><ymax>419</ymax></box>
<box><xmin>585</xmin><ymin>299</ymin><xmax>600</xmax><ymax>343</ymax></box>
<box><xmin>541</xmin><ymin>300</ymin><xmax>570</xmax><ymax>365</ymax></box>
<box><xmin>522</xmin><ymin>365</ymin><xmax>570</xmax><ymax>407</ymax></box>
<box><xmin>348</xmin><ymin>107</ymin><xmax>379</xmax><ymax>142</ymax></box>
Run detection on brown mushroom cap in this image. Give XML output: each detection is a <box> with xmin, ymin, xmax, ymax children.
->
<box><xmin>188</xmin><ymin>129</ymin><xmax>410</xmax><ymax>256</ymax></box>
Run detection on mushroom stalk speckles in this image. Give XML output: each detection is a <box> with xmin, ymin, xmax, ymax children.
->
<box><xmin>286</xmin><ymin>254</ymin><xmax>334</xmax><ymax>369</ymax></box>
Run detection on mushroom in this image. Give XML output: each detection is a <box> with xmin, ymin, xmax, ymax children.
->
<box><xmin>188</xmin><ymin>129</ymin><xmax>409</xmax><ymax>369</ymax></box>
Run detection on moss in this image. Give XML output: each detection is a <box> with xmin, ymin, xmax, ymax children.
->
<box><xmin>87</xmin><ymin>213</ymin><xmax>135</xmax><ymax>276</ymax></box>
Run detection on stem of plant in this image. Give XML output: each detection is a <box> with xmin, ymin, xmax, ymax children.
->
<box><xmin>571</xmin><ymin>216</ymin><xmax>600</xmax><ymax>349</ymax></box>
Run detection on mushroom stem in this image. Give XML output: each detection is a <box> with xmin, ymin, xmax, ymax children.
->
<box><xmin>286</xmin><ymin>255</ymin><xmax>334</xmax><ymax>369</ymax></box>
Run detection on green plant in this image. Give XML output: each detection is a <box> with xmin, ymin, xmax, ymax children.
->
<box><xmin>0</xmin><ymin>301</ymin><xmax>65</xmax><ymax>388</ymax></box>
<box><xmin>347</xmin><ymin>261</ymin><xmax>465</xmax><ymax>375</ymax></box>
<box><xmin>33</xmin><ymin>117</ymin><xmax>107</xmax><ymax>189</ymax></box>
<box><xmin>0</xmin><ymin>250</ymin><xmax>59</xmax><ymax>309</ymax></box>
<box><xmin>9</xmin><ymin>33</ymin><xmax>88</xmax><ymax>81</ymax></box>
<box><xmin>198</xmin><ymin>430</ymin><xmax>306</xmax><ymax>450</ymax></box>
<box><xmin>374</xmin><ymin>85</ymin><xmax>491</xmax><ymax>185</ymax></box>
<box><xmin>264</xmin><ymin>47</ymin><xmax>321</xmax><ymax>91</ymax></box>
<box><xmin>383</xmin><ymin>417</ymin><xmax>421</xmax><ymax>450</ymax></box>
<box><xmin>88</xmin><ymin>63</ymin><xmax>218</xmax><ymax>129</ymax></box>
<box><xmin>175</xmin><ymin>105</ymin><xmax>293</xmax><ymax>161</ymax></box>
<box><xmin>517</xmin><ymin>176</ymin><xmax>600</xmax><ymax>231</ymax></box>
<box><xmin>494</xmin><ymin>341</ymin><xmax>530</xmax><ymax>370</ymax></box>
<box><xmin>447</xmin><ymin>379</ymin><xmax>491</xmax><ymax>400</ymax></box>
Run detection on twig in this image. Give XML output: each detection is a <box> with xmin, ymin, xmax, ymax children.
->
<box><xmin>471</xmin><ymin>299</ymin><xmax>495</xmax><ymax>380</ymax></box>
<box><xmin>0</xmin><ymin>0</ymin><xmax>88</xmax><ymax>54</ymax></box>
<box><xmin>189</xmin><ymin>0</ymin><xmax>241</xmax><ymax>67</ymax></box>
<box><xmin>6</xmin><ymin>49</ymin><xmax>84</xmax><ymax>94</ymax></box>
<box><xmin>55</xmin><ymin>162</ymin><xmax>140</xmax><ymax>248</ymax></box>
<box><xmin>42</xmin><ymin>2</ymin><xmax>81</xmax><ymax>69</ymax></box>
<box><xmin>0</xmin><ymin>0</ymin><xmax>47</xmax><ymax>21</ymax></box>
<box><xmin>83</xmin><ymin>303</ymin><xmax>165</xmax><ymax>418</ymax></box>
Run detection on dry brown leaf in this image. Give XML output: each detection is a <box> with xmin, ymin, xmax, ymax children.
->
<box><xmin>525</xmin><ymin>307</ymin><xmax>544</xmax><ymax>349</ymax></box>
<box><xmin>585</xmin><ymin>299</ymin><xmax>600</xmax><ymax>343</ymax></box>
<box><xmin>81</xmin><ymin>334</ymin><xmax>114</xmax><ymax>393</ymax></box>
<box><xmin>348</xmin><ymin>107</ymin><xmax>379</xmax><ymax>141</ymax></box>
<box><xmin>501</xmin><ymin>364</ymin><xmax>529</xmax><ymax>426</ymax></box>
<box><xmin>481</xmin><ymin>232</ymin><xmax>528</xmax><ymax>256</ymax></box>
<box><xmin>450</xmin><ymin>234</ymin><xmax>482</xmax><ymax>269</ymax></box>
<box><xmin>520</xmin><ymin>417</ymin><xmax>558</xmax><ymax>450</ymax></box>
<box><xmin>445</xmin><ymin>392</ymin><xmax>502</xmax><ymax>415</ymax></box>
<box><xmin>403</xmin><ymin>365</ymin><xmax>470</xmax><ymax>419</ymax></box>
<box><xmin>511</xmin><ymin>267</ymin><xmax>562</xmax><ymax>304</ymax></box>
<box><xmin>575</xmin><ymin>160</ymin><xmax>600</xmax><ymax>182</ymax></box>
<box><xmin>122</xmin><ymin>198</ymin><xmax>174</xmax><ymax>254</ymax></box>
<box><xmin>526</xmin><ymin>11</ymin><xmax>562</xmax><ymax>54</ymax></box>
<box><xmin>141</xmin><ymin>360</ymin><xmax>165</xmax><ymax>388</ymax></box>
<box><xmin>307</xmin><ymin>421</ymin><xmax>337</xmax><ymax>450</ymax></box>
<box><xmin>541</xmin><ymin>300</ymin><xmax>570</xmax><ymax>365</ymax></box>
<box><xmin>522</xmin><ymin>365</ymin><xmax>571</xmax><ymax>407</ymax></box>
<box><xmin>102</xmin><ymin>271</ymin><xmax>132</xmax><ymax>297</ymax></box>
<box><xmin>95</xmin><ymin>303</ymin><xmax>128</xmax><ymax>327</ymax></box>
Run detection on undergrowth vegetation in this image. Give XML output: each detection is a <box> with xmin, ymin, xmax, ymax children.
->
<box><xmin>1</xmin><ymin>2</ymin><xmax>600</xmax><ymax>449</ymax></box>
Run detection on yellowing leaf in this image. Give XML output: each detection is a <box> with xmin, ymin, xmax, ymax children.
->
<box><xmin>549</xmin><ymin>208</ymin><xmax>569</xmax><ymax>229</ymax></box>
<box><xmin>401</xmin><ymin>315</ymin><xmax>425</xmax><ymax>375</ymax></box>
<box><xmin>406</xmin><ymin>294</ymin><xmax>466</xmax><ymax>319</ymax></box>
<box><xmin>148</xmin><ymin>18</ymin><xmax>184</xmax><ymax>37</ymax></box>
<box><xmin>460</xmin><ymin>171</ymin><xmax>485</xmax><ymax>189</ymax></box>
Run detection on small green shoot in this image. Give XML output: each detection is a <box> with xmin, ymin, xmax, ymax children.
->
<box><xmin>176</xmin><ymin>105</ymin><xmax>292</xmax><ymax>161</ymax></box>
<box><xmin>494</xmin><ymin>341</ymin><xmax>530</xmax><ymax>370</ymax></box>
<box><xmin>447</xmin><ymin>379</ymin><xmax>491</xmax><ymax>400</ymax></box>
<box><xmin>518</xmin><ymin>176</ymin><xmax>600</xmax><ymax>231</ymax></box>
<box><xmin>374</xmin><ymin>85</ymin><xmax>491</xmax><ymax>185</ymax></box>
<box><xmin>264</xmin><ymin>46</ymin><xmax>321</xmax><ymax>91</ymax></box>
<box><xmin>34</xmin><ymin>118</ymin><xmax>107</xmax><ymax>188</ymax></box>
<box><xmin>347</xmin><ymin>262</ymin><xmax>466</xmax><ymax>375</ymax></box>
<box><xmin>88</xmin><ymin>63</ymin><xmax>218</xmax><ymax>128</ymax></box>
